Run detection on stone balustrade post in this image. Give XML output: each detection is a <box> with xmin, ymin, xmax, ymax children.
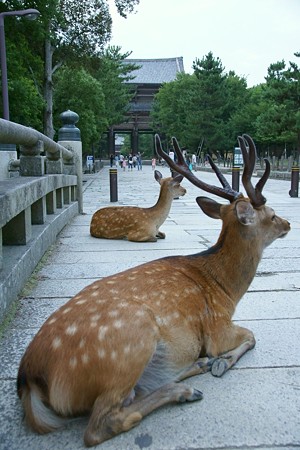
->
<box><xmin>58</xmin><ymin>110</ymin><xmax>83</xmax><ymax>213</ymax></box>
<box><xmin>45</xmin><ymin>148</ymin><xmax>63</xmax><ymax>174</ymax></box>
<box><xmin>19</xmin><ymin>139</ymin><xmax>44</xmax><ymax>176</ymax></box>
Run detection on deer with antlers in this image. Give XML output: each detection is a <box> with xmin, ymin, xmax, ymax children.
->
<box><xmin>17</xmin><ymin>135</ymin><xmax>290</xmax><ymax>447</ymax></box>
<box><xmin>90</xmin><ymin>170</ymin><xmax>186</xmax><ymax>242</ymax></box>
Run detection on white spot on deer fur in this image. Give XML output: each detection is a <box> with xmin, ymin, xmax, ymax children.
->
<box><xmin>108</xmin><ymin>310</ymin><xmax>119</xmax><ymax>317</ymax></box>
<box><xmin>135</xmin><ymin>310</ymin><xmax>145</xmax><ymax>317</ymax></box>
<box><xmin>107</xmin><ymin>280</ymin><xmax>116</xmax><ymax>285</ymax></box>
<box><xmin>156</xmin><ymin>301</ymin><xmax>161</xmax><ymax>306</ymax></box>
<box><xmin>91</xmin><ymin>291</ymin><xmax>99</xmax><ymax>298</ymax></box>
<box><xmin>109</xmin><ymin>289</ymin><xmax>119</xmax><ymax>295</ymax></box>
<box><xmin>111</xmin><ymin>351</ymin><xmax>117</xmax><ymax>360</ymax></box>
<box><xmin>124</xmin><ymin>345</ymin><xmax>130</xmax><ymax>354</ymax></box>
<box><xmin>62</xmin><ymin>307</ymin><xmax>72</xmax><ymax>314</ymax></box>
<box><xmin>118</xmin><ymin>301</ymin><xmax>129</xmax><ymax>308</ymax></box>
<box><xmin>113</xmin><ymin>320</ymin><xmax>123</xmax><ymax>329</ymax></box>
<box><xmin>98</xmin><ymin>348</ymin><xmax>106</xmax><ymax>358</ymax></box>
<box><xmin>79</xmin><ymin>338</ymin><xmax>85</xmax><ymax>349</ymax></box>
<box><xmin>48</xmin><ymin>317</ymin><xmax>57</xmax><ymax>325</ymax></box>
<box><xmin>81</xmin><ymin>353</ymin><xmax>89</xmax><ymax>364</ymax></box>
<box><xmin>66</xmin><ymin>324</ymin><xmax>78</xmax><ymax>335</ymax></box>
<box><xmin>128</xmin><ymin>276</ymin><xmax>136</xmax><ymax>281</ymax></box>
<box><xmin>98</xmin><ymin>325</ymin><xmax>109</xmax><ymax>341</ymax></box>
<box><xmin>76</xmin><ymin>299</ymin><xmax>87</xmax><ymax>305</ymax></box>
<box><xmin>96</xmin><ymin>299</ymin><xmax>105</xmax><ymax>305</ymax></box>
<box><xmin>52</xmin><ymin>337</ymin><xmax>62</xmax><ymax>349</ymax></box>
<box><xmin>91</xmin><ymin>313</ymin><xmax>101</xmax><ymax>321</ymax></box>
<box><xmin>69</xmin><ymin>356</ymin><xmax>77</xmax><ymax>368</ymax></box>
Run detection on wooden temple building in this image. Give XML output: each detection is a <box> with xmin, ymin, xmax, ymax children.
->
<box><xmin>107</xmin><ymin>57</ymin><xmax>184</xmax><ymax>154</ymax></box>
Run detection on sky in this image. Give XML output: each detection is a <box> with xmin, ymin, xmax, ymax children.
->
<box><xmin>107</xmin><ymin>0</ymin><xmax>300</xmax><ymax>87</ymax></box>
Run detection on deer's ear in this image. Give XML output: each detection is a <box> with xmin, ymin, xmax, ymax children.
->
<box><xmin>196</xmin><ymin>197</ymin><xmax>222</xmax><ymax>219</ymax></box>
<box><xmin>154</xmin><ymin>170</ymin><xmax>163</xmax><ymax>183</ymax></box>
<box><xmin>235</xmin><ymin>200</ymin><xmax>255</xmax><ymax>225</ymax></box>
<box><xmin>172</xmin><ymin>173</ymin><xmax>183</xmax><ymax>183</ymax></box>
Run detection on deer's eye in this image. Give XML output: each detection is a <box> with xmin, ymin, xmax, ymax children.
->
<box><xmin>271</xmin><ymin>214</ymin><xmax>276</xmax><ymax>221</ymax></box>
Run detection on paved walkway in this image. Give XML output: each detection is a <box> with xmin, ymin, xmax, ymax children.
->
<box><xmin>0</xmin><ymin>164</ymin><xmax>299</xmax><ymax>450</ymax></box>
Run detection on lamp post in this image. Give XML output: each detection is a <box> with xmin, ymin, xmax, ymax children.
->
<box><xmin>0</xmin><ymin>8</ymin><xmax>40</xmax><ymax>120</ymax></box>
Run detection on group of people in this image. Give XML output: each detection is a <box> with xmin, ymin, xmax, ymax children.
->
<box><xmin>109</xmin><ymin>149</ymin><xmax>198</xmax><ymax>172</ymax></box>
<box><xmin>110</xmin><ymin>152</ymin><xmax>143</xmax><ymax>171</ymax></box>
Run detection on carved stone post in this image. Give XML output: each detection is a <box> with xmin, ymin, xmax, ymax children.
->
<box><xmin>58</xmin><ymin>110</ymin><xmax>83</xmax><ymax>213</ymax></box>
<box><xmin>19</xmin><ymin>139</ymin><xmax>44</xmax><ymax>176</ymax></box>
<box><xmin>45</xmin><ymin>148</ymin><xmax>63</xmax><ymax>174</ymax></box>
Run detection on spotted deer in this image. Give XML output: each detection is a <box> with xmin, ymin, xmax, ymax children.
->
<box><xmin>17</xmin><ymin>134</ymin><xmax>290</xmax><ymax>447</ymax></box>
<box><xmin>90</xmin><ymin>169</ymin><xmax>186</xmax><ymax>242</ymax></box>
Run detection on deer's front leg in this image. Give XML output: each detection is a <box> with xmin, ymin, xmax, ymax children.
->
<box><xmin>208</xmin><ymin>324</ymin><xmax>256</xmax><ymax>377</ymax></box>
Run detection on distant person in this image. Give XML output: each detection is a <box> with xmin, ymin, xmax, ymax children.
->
<box><xmin>137</xmin><ymin>152</ymin><xmax>142</xmax><ymax>170</ymax></box>
<box><xmin>169</xmin><ymin>150</ymin><xmax>175</xmax><ymax>161</ymax></box>
<box><xmin>110</xmin><ymin>154</ymin><xmax>114</xmax><ymax>167</ymax></box>
<box><xmin>152</xmin><ymin>157</ymin><xmax>156</xmax><ymax>170</ymax></box>
<box><xmin>133</xmin><ymin>154</ymin><xmax>137</xmax><ymax>168</ymax></box>
<box><xmin>128</xmin><ymin>154</ymin><xmax>133</xmax><ymax>171</ymax></box>
<box><xmin>192</xmin><ymin>153</ymin><xmax>197</xmax><ymax>170</ymax></box>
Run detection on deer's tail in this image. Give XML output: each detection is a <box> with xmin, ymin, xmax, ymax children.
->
<box><xmin>17</xmin><ymin>371</ymin><xmax>66</xmax><ymax>434</ymax></box>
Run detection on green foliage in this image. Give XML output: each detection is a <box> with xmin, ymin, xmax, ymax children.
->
<box><xmin>92</xmin><ymin>46</ymin><xmax>138</xmax><ymax>127</ymax></box>
<box><xmin>0</xmin><ymin>0</ymin><xmax>139</xmax><ymax>140</ymax></box>
<box><xmin>53</xmin><ymin>66</ymin><xmax>107</xmax><ymax>152</ymax></box>
<box><xmin>153</xmin><ymin>50</ymin><xmax>300</xmax><ymax>160</ymax></box>
<box><xmin>152</xmin><ymin>52</ymin><xmax>249</xmax><ymax>156</ymax></box>
<box><xmin>0</xmin><ymin>0</ymin><xmax>298</xmax><ymax>160</ymax></box>
<box><xmin>256</xmin><ymin>53</ymin><xmax>300</xmax><ymax>156</ymax></box>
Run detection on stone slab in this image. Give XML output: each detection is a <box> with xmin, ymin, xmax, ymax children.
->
<box><xmin>0</xmin><ymin>368</ymin><xmax>299</xmax><ymax>450</ymax></box>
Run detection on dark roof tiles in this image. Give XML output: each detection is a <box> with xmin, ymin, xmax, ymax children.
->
<box><xmin>124</xmin><ymin>57</ymin><xmax>184</xmax><ymax>84</ymax></box>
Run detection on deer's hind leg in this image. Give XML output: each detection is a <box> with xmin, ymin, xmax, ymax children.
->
<box><xmin>84</xmin><ymin>383</ymin><xmax>203</xmax><ymax>447</ymax></box>
<box><xmin>127</xmin><ymin>229</ymin><xmax>158</xmax><ymax>242</ymax></box>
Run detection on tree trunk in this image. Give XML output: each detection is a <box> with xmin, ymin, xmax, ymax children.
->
<box><xmin>43</xmin><ymin>36</ymin><xmax>55</xmax><ymax>139</ymax></box>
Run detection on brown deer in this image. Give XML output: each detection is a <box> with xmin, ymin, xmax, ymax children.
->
<box><xmin>17</xmin><ymin>134</ymin><xmax>290</xmax><ymax>447</ymax></box>
<box><xmin>90</xmin><ymin>169</ymin><xmax>186</xmax><ymax>242</ymax></box>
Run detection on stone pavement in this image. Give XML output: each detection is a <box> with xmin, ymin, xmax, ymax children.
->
<box><xmin>0</xmin><ymin>163</ymin><xmax>299</xmax><ymax>450</ymax></box>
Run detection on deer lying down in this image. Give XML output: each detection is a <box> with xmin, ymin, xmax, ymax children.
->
<box><xmin>17</xmin><ymin>135</ymin><xmax>290</xmax><ymax>447</ymax></box>
<box><xmin>90</xmin><ymin>170</ymin><xmax>186</xmax><ymax>242</ymax></box>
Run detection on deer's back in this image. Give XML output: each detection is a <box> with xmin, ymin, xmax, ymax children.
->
<box><xmin>90</xmin><ymin>206</ymin><xmax>158</xmax><ymax>239</ymax></box>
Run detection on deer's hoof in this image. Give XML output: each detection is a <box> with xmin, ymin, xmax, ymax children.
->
<box><xmin>179</xmin><ymin>388</ymin><xmax>203</xmax><ymax>403</ymax></box>
<box><xmin>211</xmin><ymin>358</ymin><xmax>229</xmax><ymax>377</ymax></box>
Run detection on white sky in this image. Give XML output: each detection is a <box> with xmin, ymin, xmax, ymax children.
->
<box><xmin>107</xmin><ymin>0</ymin><xmax>300</xmax><ymax>87</ymax></box>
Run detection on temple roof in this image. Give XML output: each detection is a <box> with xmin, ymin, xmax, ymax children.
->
<box><xmin>124</xmin><ymin>57</ymin><xmax>184</xmax><ymax>84</ymax></box>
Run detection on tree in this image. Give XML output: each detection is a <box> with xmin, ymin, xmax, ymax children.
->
<box><xmin>1</xmin><ymin>0</ymin><xmax>139</xmax><ymax>137</ymax></box>
<box><xmin>53</xmin><ymin>46</ymin><xmax>137</xmax><ymax>154</ymax></box>
<box><xmin>152</xmin><ymin>52</ymin><xmax>249</xmax><ymax>158</ymax></box>
<box><xmin>0</xmin><ymin>2</ymin><xmax>45</xmax><ymax>128</ymax></box>
<box><xmin>256</xmin><ymin>53</ymin><xmax>300</xmax><ymax>160</ymax></box>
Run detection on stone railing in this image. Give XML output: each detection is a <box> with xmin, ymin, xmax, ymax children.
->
<box><xmin>0</xmin><ymin>112</ymin><xmax>82</xmax><ymax>324</ymax></box>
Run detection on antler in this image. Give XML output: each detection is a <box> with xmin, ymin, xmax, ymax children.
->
<box><xmin>155</xmin><ymin>134</ymin><xmax>242</xmax><ymax>203</ymax></box>
<box><xmin>238</xmin><ymin>134</ymin><xmax>270</xmax><ymax>207</ymax></box>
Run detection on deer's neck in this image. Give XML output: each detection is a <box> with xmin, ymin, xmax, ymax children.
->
<box><xmin>149</xmin><ymin>187</ymin><xmax>173</xmax><ymax>224</ymax></box>
<box><xmin>192</xmin><ymin>224</ymin><xmax>263</xmax><ymax>305</ymax></box>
